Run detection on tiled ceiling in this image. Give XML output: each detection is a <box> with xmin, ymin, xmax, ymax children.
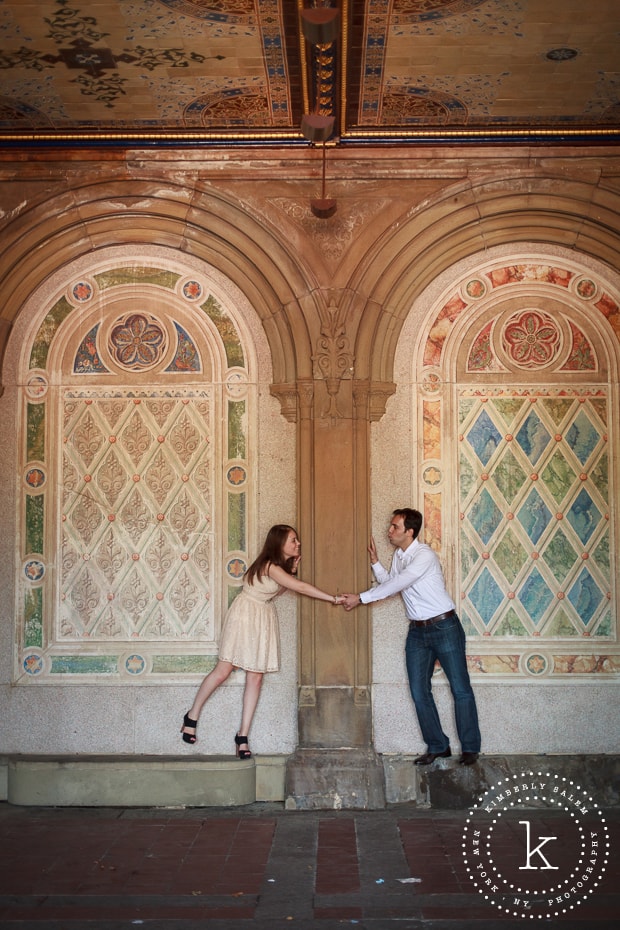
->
<box><xmin>0</xmin><ymin>0</ymin><xmax>618</xmax><ymax>147</ymax></box>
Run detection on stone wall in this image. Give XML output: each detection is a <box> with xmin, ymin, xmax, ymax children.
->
<box><xmin>0</xmin><ymin>144</ymin><xmax>618</xmax><ymax>791</ymax></box>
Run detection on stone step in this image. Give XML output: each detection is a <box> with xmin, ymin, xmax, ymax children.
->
<box><xmin>4</xmin><ymin>754</ymin><xmax>286</xmax><ymax>807</ymax></box>
<box><xmin>2</xmin><ymin>752</ymin><xmax>617</xmax><ymax>810</ymax></box>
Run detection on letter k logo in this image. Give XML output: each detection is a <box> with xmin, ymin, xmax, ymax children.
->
<box><xmin>518</xmin><ymin>820</ymin><xmax>559</xmax><ymax>870</ymax></box>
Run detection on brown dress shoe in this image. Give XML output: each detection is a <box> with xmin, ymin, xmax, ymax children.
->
<box><xmin>414</xmin><ymin>748</ymin><xmax>451</xmax><ymax>765</ymax></box>
<box><xmin>459</xmin><ymin>752</ymin><xmax>479</xmax><ymax>765</ymax></box>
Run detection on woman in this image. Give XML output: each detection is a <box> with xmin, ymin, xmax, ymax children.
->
<box><xmin>181</xmin><ymin>524</ymin><xmax>342</xmax><ymax>756</ymax></box>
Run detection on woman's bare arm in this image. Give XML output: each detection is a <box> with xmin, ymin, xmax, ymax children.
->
<box><xmin>267</xmin><ymin>563</ymin><xmax>340</xmax><ymax>603</ymax></box>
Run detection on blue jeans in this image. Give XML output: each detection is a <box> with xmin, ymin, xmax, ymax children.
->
<box><xmin>405</xmin><ymin>613</ymin><xmax>481</xmax><ymax>753</ymax></box>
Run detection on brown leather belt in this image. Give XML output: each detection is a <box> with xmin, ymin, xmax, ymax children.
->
<box><xmin>409</xmin><ymin>609</ymin><xmax>456</xmax><ymax>628</ymax></box>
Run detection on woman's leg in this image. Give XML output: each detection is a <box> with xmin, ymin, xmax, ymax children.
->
<box><xmin>239</xmin><ymin>671</ymin><xmax>264</xmax><ymax>737</ymax></box>
<box><xmin>182</xmin><ymin>660</ymin><xmax>234</xmax><ymax>738</ymax></box>
<box><xmin>234</xmin><ymin>671</ymin><xmax>264</xmax><ymax>758</ymax></box>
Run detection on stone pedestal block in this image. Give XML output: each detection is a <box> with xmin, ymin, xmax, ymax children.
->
<box><xmin>297</xmin><ymin>687</ymin><xmax>372</xmax><ymax>749</ymax></box>
<box><xmin>284</xmin><ymin>748</ymin><xmax>386</xmax><ymax>810</ymax></box>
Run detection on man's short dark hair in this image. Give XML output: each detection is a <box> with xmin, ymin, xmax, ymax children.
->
<box><xmin>393</xmin><ymin>508</ymin><xmax>422</xmax><ymax>540</ymax></box>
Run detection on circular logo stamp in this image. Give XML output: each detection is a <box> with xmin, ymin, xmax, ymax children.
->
<box><xmin>462</xmin><ymin>771</ymin><xmax>610</xmax><ymax>919</ymax></box>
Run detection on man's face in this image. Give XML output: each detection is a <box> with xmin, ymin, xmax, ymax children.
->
<box><xmin>387</xmin><ymin>515</ymin><xmax>413</xmax><ymax>551</ymax></box>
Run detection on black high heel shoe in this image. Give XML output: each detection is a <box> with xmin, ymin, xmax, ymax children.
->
<box><xmin>235</xmin><ymin>733</ymin><xmax>252</xmax><ymax>759</ymax></box>
<box><xmin>181</xmin><ymin>712</ymin><xmax>198</xmax><ymax>744</ymax></box>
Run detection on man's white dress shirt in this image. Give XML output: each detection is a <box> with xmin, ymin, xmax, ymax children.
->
<box><xmin>359</xmin><ymin>538</ymin><xmax>455</xmax><ymax>622</ymax></box>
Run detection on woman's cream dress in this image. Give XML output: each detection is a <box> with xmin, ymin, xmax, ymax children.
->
<box><xmin>217</xmin><ymin>573</ymin><xmax>281</xmax><ymax>672</ymax></box>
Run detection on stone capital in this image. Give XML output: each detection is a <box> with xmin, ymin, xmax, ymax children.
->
<box><xmin>271</xmin><ymin>378</ymin><xmax>395</xmax><ymax>422</ymax></box>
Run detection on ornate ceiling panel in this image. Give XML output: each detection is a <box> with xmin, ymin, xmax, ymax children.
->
<box><xmin>0</xmin><ymin>0</ymin><xmax>618</xmax><ymax>146</ymax></box>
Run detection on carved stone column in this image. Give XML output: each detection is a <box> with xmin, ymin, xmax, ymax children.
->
<box><xmin>271</xmin><ymin>300</ymin><xmax>395</xmax><ymax>808</ymax></box>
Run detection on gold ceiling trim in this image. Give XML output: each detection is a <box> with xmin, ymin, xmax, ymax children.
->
<box><xmin>297</xmin><ymin>0</ymin><xmax>312</xmax><ymax>116</ymax></box>
<box><xmin>0</xmin><ymin>130</ymin><xmax>306</xmax><ymax>144</ymax></box>
<box><xmin>344</xmin><ymin>128</ymin><xmax>620</xmax><ymax>140</ymax></box>
<box><xmin>338</xmin><ymin>1</ymin><xmax>350</xmax><ymax>139</ymax></box>
<box><xmin>1</xmin><ymin>127</ymin><xmax>618</xmax><ymax>146</ymax></box>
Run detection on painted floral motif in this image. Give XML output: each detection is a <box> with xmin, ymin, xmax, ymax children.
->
<box><xmin>576</xmin><ymin>278</ymin><xmax>597</xmax><ymax>299</ymax></box>
<box><xmin>25</xmin><ymin>374</ymin><xmax>48</xmax><ymax>399</ymax></box>
<box><xmin>25</xmin><ymin>467</ymin><xmax>46</xmax><ymax>488</ymax></box>
<box><xmin>72</xmin><ymin>281</ymin><xmax>93</xmax><ymax>302</ymax></box>
<box><xmin>166</xmin><ymin>325</ymin><xmax>200</xmax><ymax>372</ymax></box>
<box><xmin>23</xmin><ymin>653</ymin><xmax>43</xmax><ymax>675</ymax></box>
<box><xmin>125</xmin><ymin>654</ymin><xmax>146</xmax><ymax>675</ymax></box>
<box><xmin>563</xmin><ymin>323</ymin><xmax>596</xmax><ymax>370</ymax></box>
<box><xmin>422</xmin><ymin>372</ymin><xmax>441</xmax><ymax>393</ymax></box>
<box><xmin>109</xmin><ymin>314</ymin><xmax>166</xmax><ymax>370</ymax></box>
<box><xmin>465</xmin><ymin>278</ymin><xmax>486</xmax><ymax>298</ymax></box>
<box><xmin>487</xmin><ymin>265</ymin><xmax>572</xmax><ymax>289</ymax></box>
<box><xmin>159</xmin><ymin>0</ymin><xmax>255</xmax><ymax>20</ymax></box>
<box><xmin>182</xmin><ymin>280</ymin><xmax>203</xmax><ymax>300</ymax></box>
<box><xmin>594</xmin><ymin>293</ymin><xmax>620</xmax><ymax>338</ymax></box>
<box><xmin>467</xmin><ymin>320</ymin><xmax>498</xmax><ymax>371</ymax></box>
<box><xmin>24</xmin><ymin>560</ymin><xmax>45</xmax><ymax>582</ymax></box>
<box><xmin>227</xmin><ymin>465</ymin><xmax>247</xmax><ymax>486</ymax></box>
<box><xmin>227</xmin><ymin>558</ymin><xmax>246</xmax><ymax>579</ymax></box>
<box><xmin>525</xmin><ymin>653</ymin><xmax>548</xmax><ymax>675</ymax></box>
<box><xmin>422</xmin><ymin>465</ymin><xmax>442</xmax><ymax>486</ymax></box>
<box><xmin>393</xmin><ymin>0</ymin><xmax>487</xmax><ymax>16</ymax></box>
<box><xmin>502</xmin><ymin>310</ymin><xmax>560</xmax><ymax>368</ymax></box>
<box><xmin>74</xmin><ymin>325</ymin><xmax>108</xmax><ymax>373</ymax></box>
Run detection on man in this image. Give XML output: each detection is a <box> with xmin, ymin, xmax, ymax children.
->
<box><xmin>342</xmin><ymin>508</ymin><xmax>481</xmax><ymax>766</ymax></box>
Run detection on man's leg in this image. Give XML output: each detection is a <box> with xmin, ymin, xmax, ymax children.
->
<box><xmin>430</xmin><ymin>615</ymin><xmax>481</xmax><ymax>753</ymax></box>
<box><xmin>405</xmin><ymin>626</ymin><xmax>450</xmax><ymax>753</ymax></box>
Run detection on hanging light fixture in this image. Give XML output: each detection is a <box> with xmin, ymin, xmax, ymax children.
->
<box><xmin>300</xmin><ymin>113</ymin><xmax>335</xmax><ymax>143</ymax></box>
<box><xmin>300</xmin><ymin>4</ymin><xmax>340</xmax><ymax>217</ymax></box>
<box><xmin>309</xmin><ymin>138</ymin><xmax>337</xmax><ymax>218</ymax></box>
<box><xmin>300</xmin><ymin>6</ymin><xmax>339</xmax><ymax>46</ymax></box>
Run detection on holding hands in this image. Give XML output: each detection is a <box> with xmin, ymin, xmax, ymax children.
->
<box><xmin>340</xmin><ymin>537</ymin><xmax>376</xmax><ymax>610</ymax></box>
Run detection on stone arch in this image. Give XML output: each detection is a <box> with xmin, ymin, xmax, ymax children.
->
<box><xmin>347</xmin><ymin>174</ymin><xmax>620</xmax><ymax>385</ymax></box>
<box><xmin>0</xmin><ymin>177</ymin><xmax>329</xmax><ymax>392</ymax></box>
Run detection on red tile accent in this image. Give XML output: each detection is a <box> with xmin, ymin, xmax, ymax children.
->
<box><xmin>315</xmin><ymin>818</ymin><xmax>360</xmax><ymax>894</ymax></box>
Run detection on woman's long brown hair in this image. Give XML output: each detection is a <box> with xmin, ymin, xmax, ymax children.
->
<box><xmin>245</xmin><ymin>524</ymin><xmax>297</xmax><ymax>585</ymax></box>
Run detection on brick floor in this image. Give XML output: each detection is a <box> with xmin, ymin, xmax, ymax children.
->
<box><xmin>0</xmin><ymin>802</ymin><xmax>617</xmax><ymax>928</ymax></box>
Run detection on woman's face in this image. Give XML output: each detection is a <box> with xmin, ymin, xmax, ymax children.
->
<box><xmin>282</xmin><ymin>529</ymin><xmax>301</xmax><ymax>560</ymax></box>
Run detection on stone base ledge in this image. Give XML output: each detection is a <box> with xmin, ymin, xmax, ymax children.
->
<box><xmin>382</xmin><ymin>753</ymin><xmax>620</xmax><ymax>809</ymax></box>
<box><xmin>2</xmin><ymin>754</ymin><xmax>287</xmax><ymax>808</ymax></box>
<box><xmin>1</xmin><ymin>753</ymin><xmax>617</xmax><ymax>809</ymax></box>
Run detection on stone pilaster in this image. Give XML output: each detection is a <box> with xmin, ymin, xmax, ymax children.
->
<box><xmin>271</xmin><ymin>300</ymin><xmax>395</xmax><ymax>807</ymax></box>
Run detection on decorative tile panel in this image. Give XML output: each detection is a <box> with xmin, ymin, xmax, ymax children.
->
<box><xmin>459</xmin><ymin>387</ymin><xmax>610</xmax><ymax>641</ymax></box>
<box><xmin>418</xmin><ymin>259</ymin><xmax>618</xmax><ymax>676</ymax></box>
<box><xmin>60</xmin><ymin>390</ymin><xmax>214</xmax><ymax>642</ymax></box>
<box><xmin>17</xmin><ymin>263</ymin><xmax>253</xmax><ymax>683</ymax></box>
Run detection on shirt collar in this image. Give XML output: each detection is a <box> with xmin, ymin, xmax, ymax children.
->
<box><xmin>396</xmin><ymin>538</ymin><xmax>418</xmax><ymax>561</ymax></box>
